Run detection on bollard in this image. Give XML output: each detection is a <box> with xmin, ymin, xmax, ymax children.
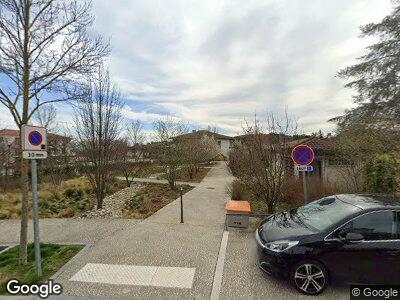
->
<box><xmin>180</xmin><ymin>187</ymin><xmax>184</xmax><ymax>223</ymax></box>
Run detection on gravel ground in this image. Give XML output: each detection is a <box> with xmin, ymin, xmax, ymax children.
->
<box><xmin>82</xmin><ymin>185</ymin><xmax>143</xmax><ymax>219</ymax></box>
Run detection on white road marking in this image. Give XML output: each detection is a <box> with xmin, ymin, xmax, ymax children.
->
<box><xmin>70</xmin><ymin>263</ymin><xmax>195</xmax><ymax>289</ymax></box>
<box><xmin>210</xmin><ymin>231</ymin><xmax>229</xmax><ymax>300</ymax></box>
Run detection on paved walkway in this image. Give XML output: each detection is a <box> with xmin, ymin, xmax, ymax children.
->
<box><xmin>0</xmin><ymin>219</ymin><xmax>137</xmax><ymax>245</ymax></box>
<box><xmin>53</xmin><ymin>162</ymin><xmax>233</xmax><ymax>299</ymax></box>
<box><xmin>116</xmin><ymin>176</ymin><xmax>199</xmax><ymax>187</ymax></box>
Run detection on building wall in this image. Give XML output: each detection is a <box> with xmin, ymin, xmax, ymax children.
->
<box><xmin>217</xmin><ymin>139</ymin><xmax>231</xmax><ymax>158</ymax></box>
<box><xmin>322</xmin><ymin>161</ymin><xmax>364</xmax><ymax>192</ymax></box>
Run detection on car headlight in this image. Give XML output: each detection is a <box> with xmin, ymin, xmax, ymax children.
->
<box><xmin>264</xmin><ymin>240</ymin><xmax>299</xmax><ymax>252</ymax></box>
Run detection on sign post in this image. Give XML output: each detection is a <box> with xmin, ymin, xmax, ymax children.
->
<box><xmin>291</xmin><ymin>145</ymin><xmax>315</xmax><ymax>204</ymax></box>
<box><xmin>21</xmin><ymin>125</ymin><xmax>47</xmax><ymax>277</ymax></box>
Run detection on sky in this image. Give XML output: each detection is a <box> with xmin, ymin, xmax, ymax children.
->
<box><xmin>0</xmin><ymin>0</ymin><xmax>394</xmax><ymax>137</ymax></box>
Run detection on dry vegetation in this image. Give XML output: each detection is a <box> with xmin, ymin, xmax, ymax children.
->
<box><xmin>227</xmin><ymin>177</ymin><xmax>342</xmax><ymax>214</ymax></box>
<box><xmin>123</xmin><ymin>183</ymin><xmax>193</xmax><ymax>219</ymax></box>
<box><xmin>0</xmin><ymin>177</ymin><xmax>94</xmax><ymax>219</ymax></box>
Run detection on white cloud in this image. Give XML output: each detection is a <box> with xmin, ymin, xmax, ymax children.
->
<box><xmin>0</xmin><ymin>0</ymin><xmax>393</xmax><ymax>136</ymax></box>
<box><xmin>90</xmin><ymin>0</ymin><xmax>393</xmax><ymax>135</ymax></box>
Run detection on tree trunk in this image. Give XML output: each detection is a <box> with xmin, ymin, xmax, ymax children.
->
<box><xmin>168</xmin><ymin>167</ymin><xmax>175</xmax><ymax>190</ymax></box>
<box><xmin>267</xmin><ymin>201</ymin><xmax>274</xmax><ymax>214</ymax></box>
<box><xmin>19</xmin><ymin>0</ymin><xmax>31</xmax><ymax>265</ymax></box>
<box><xmin>125</xmin><ymin>176</ymin><xmax>131</xmax><ymax>187</ymax></box>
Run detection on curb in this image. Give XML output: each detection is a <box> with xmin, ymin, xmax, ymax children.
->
<box><xmin>50</xmin><ymin>244</ymin><xmax>92</xmax><ymax>280</ymax></box>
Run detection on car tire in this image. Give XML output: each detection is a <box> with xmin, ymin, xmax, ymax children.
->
<box><xmin>290</xmin><ymin>260</ymin><xmax>328</xmax><ymax>295</ymax></box>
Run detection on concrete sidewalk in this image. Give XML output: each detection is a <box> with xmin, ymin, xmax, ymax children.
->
<box><xmin>0</xmin><ymin>219</ymin><xmax>138</xmax><ymax>245</ymax></box>
<box><xmin>53</xmin><ymin>162</ymin><xmax>233</xmax><ymax>299</ymax></box>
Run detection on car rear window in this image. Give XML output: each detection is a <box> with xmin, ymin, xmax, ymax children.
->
<box><xmin>295</xmin><ymin>197</ymin><xmax>362</xmax><ymax>231</ymax></box>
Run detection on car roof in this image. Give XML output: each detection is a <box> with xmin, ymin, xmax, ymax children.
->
<box><xmin>335</xmin><ymin>194</ymin><xmax>400</xmax><ymax>210</ymax></box>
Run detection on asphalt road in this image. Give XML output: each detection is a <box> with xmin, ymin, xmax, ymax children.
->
<box><xmin>220</xmin><ymin>230</ymin><xmax>350</xmax><ymax>300</ymax></box>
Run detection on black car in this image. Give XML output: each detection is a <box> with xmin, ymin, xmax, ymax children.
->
<box><xmin>256</xmin><ymin>194</ymin><xmax>400</xmax><ymax>295</ymax></box>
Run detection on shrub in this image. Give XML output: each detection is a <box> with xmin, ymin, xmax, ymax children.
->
<box><xmin>58</xmin><ymin>207</ymin><xmax>76</xmax><ymax>218</ymax></box>
<box><xmin>63</xmin><ymin>188</ymin><xmax>84</xmax><ymax>200</ymax></box>
<box><xmin>365</xmin><ymin>153</ymin><xmax>400</xmax><ymax>194</ymax></box>
<box><xmin>213</xmin><ymin>153</ymin><xmax>226</xmax><ymax>161</ymax></box>
<box><xmin>227</xmin><ymin>180</ymin><xmax>250</xmax><ymax>200</ymax></box>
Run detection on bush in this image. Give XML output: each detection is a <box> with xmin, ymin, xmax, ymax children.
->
<box><xmin>365</xmin><ymin>153</ymin><xmax>400</xmax><ymax>194</ymax></box>
<box><xmin>57</xmin><ymin>207</ymin><xmax>76</xmax><ymax>218</ymax></box>
<box><xmin>213</xmin><ymin>153</ymin><xmax>226</xmax><ymax>161</ymax></box>
<box><xmin>63</xmin><ymin>188</ymin><xmax>83</xmax><ymax>199</ymax></box>
<box><xmin>227</xmin><ymin>180</ymin><xmax>250</xmax><ymax>200</ymax></box>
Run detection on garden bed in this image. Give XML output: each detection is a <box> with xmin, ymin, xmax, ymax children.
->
<box><xmin>0</xmin><ymin>243</ymin><xmax>84</xmax><ymax>295</ymax></box>
<box><xmin>123</xmin><ymin>183</ymin><xmax>193</xmax><ymax>218</ymax></box>
<box><xmin>0</xmin><ymin>177</ymin><xmax>94</xmax><ymax>219</ymax></box>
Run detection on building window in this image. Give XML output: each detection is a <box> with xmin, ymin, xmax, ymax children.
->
<box><xmin>217</xmin><ymin>141</ymin><xmax>221</xmax><ymax>148</ymax></box>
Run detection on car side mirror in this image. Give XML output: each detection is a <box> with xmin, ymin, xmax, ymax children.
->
<box><xmin>345</xmin><ymin>232</ymin><xmax>364</xmax><ymax>243</ymax></box>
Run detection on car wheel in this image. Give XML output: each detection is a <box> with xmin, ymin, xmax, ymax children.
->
<box><xmin>290</xmin><ymin>260</ymin><xmax>328</xmax><ymax>295</ymax></box>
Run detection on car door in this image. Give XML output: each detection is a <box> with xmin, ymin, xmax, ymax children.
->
<box><xmin>383</xmin><ymin>211</ymin><xmax>400</xmax><ymax>284</ymax></box>
<box><xmin>321</xmin><ymin>210</ymin><xmax>398</xmax><ymax>284</ymax></box>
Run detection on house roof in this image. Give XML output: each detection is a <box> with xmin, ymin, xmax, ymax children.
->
<box><xmin>234</xmin><ymin>133</ymin><xmax>291</xmax><ymax>143</ymax></box>
<box><xmin>0</xmin><ymin>128</ymin><xmax>72</xmax><ymax>141</ymax></box>
<box><xmin>285</xmin><ymin>136</ymin><xmax>336</xmax><ymax>152</ymax></box>
<box><xmin>0</xmin><ymin>129</ymin><xmax>19</xmax><ymax>137</ymax></box>
<box><xmin>176</xmin><ymin>130</ymin><xmax>234</xmax><ymax>140</ymax></box>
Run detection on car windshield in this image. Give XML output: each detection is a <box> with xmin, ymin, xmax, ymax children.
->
<box><xmin>295</xmin><ymin>196</ymin><xmax>362</xmax><ymax>231</ymax></box>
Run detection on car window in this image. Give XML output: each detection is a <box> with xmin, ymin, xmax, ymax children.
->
<box><xmin>295</xmin><ymin>197</ymin><xmax>362</xmax><ymax>231</ymax></box>
<box><xmin>338</xmin><ymin>211</ymin><xmax>396</xmax><ymax>241</ymax></box>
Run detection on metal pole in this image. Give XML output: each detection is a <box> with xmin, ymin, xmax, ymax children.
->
<box><xmin>180</xmin><ymin>187</ymin><xmax>184</xmax><ymax>223</ymax></box>
<box><xmin>302</xmin><ymin>171</ymin><xmax>308</xmax><ymax>204</ymax></box>
<box><xmin>31</xmin><ymin>159</ymin><xmax>42</xmax><ymax>276</ymax></box>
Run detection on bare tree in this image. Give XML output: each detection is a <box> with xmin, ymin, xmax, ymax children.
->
<box><xmin>113</xmin><ymin>120</ymin><xmax>147</xmax><ymax>187</ymax></box>
<box><xmin>0</xmin><ymin>136</ymin><xmax>13</xmax><ymax>192</ymax></box>
<box><xmin>74</xmin><ymin>68</ymin><xmax>123</xmax><ymax>209</ymax></box>
<box><xmin>0</xmin><ymin>0</ymin><xmax>109</xmax><ymax>264</ymax></box>
<box><xmin>33</xmin><ymin>104</ymin><xmax>57</xmax><ymax>132</ymax></box>
<box><xmin>153</xmin><ymin>117</ymin><xmax>188</xmax><ymax>189</ymax></box>
<box><xmin>229</xmin><ymin>112</ymin><xmax>297</xmax><ymax>213</ymax></box>
<box><xmin>180</xmin><ymin>134</ymin><xmax>218</xmax><ymax>179</ymax></box>
<box><xmin>127</xmin><ymin>120</ymin><xmax>145</xmax><ymax>145</ymax></box>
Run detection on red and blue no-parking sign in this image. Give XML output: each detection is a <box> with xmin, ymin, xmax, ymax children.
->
<box><xmin>291</xmin><ymin>145</ymin><xmax>314</xmax><ymax>166</ymax></box>
<box><xmin>28</xmin><ymin>130</ymin><xmax>43</xmax><ymax>146</ymax></box>
<box><xmin>21</xmin><ymin>125</ymin><xmax>47</xmax><ymax>159</ymax></box>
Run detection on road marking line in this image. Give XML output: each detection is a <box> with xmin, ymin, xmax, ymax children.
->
<box><xmin>210</xmin><ymin>231</ymin><xmax>229</xmax><ymax>300</ymax></box>
<box><xmin>70</xmin><ymin>263</ymin><xmax>195</xmax><ymax>289</ymax></box>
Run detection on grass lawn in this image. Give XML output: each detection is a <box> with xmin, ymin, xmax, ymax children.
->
<box><xmin>0</xmin><ymin>243</ymin><xmax>84</xmax><ymax>295</ymax></box>
<box><xmin>123</xmin><ymin>183</ymin><xmax>193</xmax><ymax>218</ymax></box>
